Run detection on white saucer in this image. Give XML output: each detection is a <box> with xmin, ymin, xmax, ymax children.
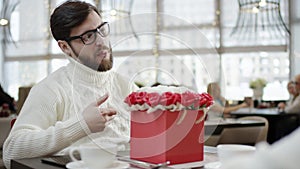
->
<box><xmin>170</xmin><ymin>161</ymin><xmax>205</xmax><ymax>168</ymax></box>
<box><xmin>204</xmin><ymin>161</ymin><xmax>222</xmax><ymax>169</ymax></box>
<box><xmin>66</xmin><ymin>160</ymin><xmax>87</xmax><ymax>169</ymax></box>
<box><xmin>66</xmin><ymin>160</ymin><xmax>129</xmax><ymax>169</ymax></box>
<box><xmin>107</xmin><ymin>161</ymin><xmax>130</xmax><ymax>169</ymax></box>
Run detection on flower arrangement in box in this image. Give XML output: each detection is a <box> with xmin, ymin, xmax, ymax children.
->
<box><xmin>249</xmin><ymin>78</ymin><xmax>267</xmax><ymax>89</ymax></box>
<box><xmin>124</xmin><ymin>86</ymin><xmax>214</xmax><ymax>122</ymax></box>
<box><xmin>124</xmin><ymin>85</ymin><xmax>214</xmax><ymax>165</ymax></box>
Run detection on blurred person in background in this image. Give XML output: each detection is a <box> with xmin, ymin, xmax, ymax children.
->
<box><xmin>278</xmin><ymin>80</ymin><xmax>299</xmax><ymax>113</ymax></box>
<box><xmin>277</xmin><ymin>74</ymin><xmax>300</xmax><ymax>113</ymax></box>
<box><xmin>287</xmin><ymin>81</ymin><xmax>299</xmax><ymax>103</ymax></box>
<box><xmin>0</xmin><ymin>84</ymin><xmax>16</xmax><ymax>112</ymax></box>
<box><xmin>206</xmin><ymin>82</ymin><xmax>251</xmax><ymax>120</ymax></box>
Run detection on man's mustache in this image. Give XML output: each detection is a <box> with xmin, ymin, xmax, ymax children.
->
<box><xmin>95</xmin><ymin>46</ymin><xmax>111</xmax><ymax>60</ymax></box>
<box><xmin>99</xmin><ymin>45</ymin><xmax>110</xmax><ymax>51</ymax></box>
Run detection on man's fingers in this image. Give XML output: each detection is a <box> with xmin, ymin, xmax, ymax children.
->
<box><xmin>100</xmin><ymin>110</ymin><xmax>117</xmax><ymax>123</ymax></box>
<box><xmin>101</xmin><ymin>107</ymin><xmax>117</xmax><ymax>116</ymax></box>
<box><xmin>102</xmin><ymin>111</ymin><xmax>117</xmax><ymax>116</ymax></box>
<box><xmin>95</xmin><ymin>93</ymin><xmax>109</xmax><ymax>106</ymax></box>
<box><xmin>103</xmin><ymin>113</ymin><xmax>116</xmax><ymax>122</ymax></box>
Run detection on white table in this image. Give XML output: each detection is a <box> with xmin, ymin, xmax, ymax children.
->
<box><xmin>11</xmin><ymin>147</ymin><xmax>219</xmax><ymax>169</ymax></box>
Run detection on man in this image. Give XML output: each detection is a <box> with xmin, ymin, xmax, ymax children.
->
<box><xmin>3</xmin><ymin>1</ymin><xmax>136</xmax><ymax>168</ymax></box>
<box><xmin>278</xmin><ymin>74</ymin><xmax>300</xmax><ymax>113</ymax></box>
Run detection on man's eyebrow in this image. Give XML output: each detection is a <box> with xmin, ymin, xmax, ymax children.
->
<box><xmin>79</xmin><ymin>23</ymin><xmax>103</xmax><ymax>36</ymax></box>
<box><xmin>79</xmin><ymin>27</ymin><xmax>97</xmax><ymax>36</ymax></box>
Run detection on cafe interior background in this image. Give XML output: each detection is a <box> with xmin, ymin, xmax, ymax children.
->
<box><xmin>0</xmin><ymin>0</ymin><xmax>300</xmax><ymax>107</ymax></box>
<box><xmin>0</xmin><ymin>1</ymin><xmax>300</xmax><ymax>168</ymax></box>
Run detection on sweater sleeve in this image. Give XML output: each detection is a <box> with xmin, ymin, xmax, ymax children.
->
<box><xmin>285</xmin><ymin>95</ymin><xmax>300</xmax><ymax>113</ymax></box>
<box><xmin>2</xmin><ymin>83</ymin><xmax>91</xmax><ymax>168</ymax></box>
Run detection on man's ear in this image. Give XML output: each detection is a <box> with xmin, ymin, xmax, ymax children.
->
<box><xmin>58</xmin><ymin>40</ymin><xmax>72</xmax><ymax>56</ymax></box>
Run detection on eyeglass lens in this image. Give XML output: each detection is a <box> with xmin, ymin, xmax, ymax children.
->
<box><xmin>82</xmin><ymin>23</ymin><xmax>110</xmax><ymax>45</ymax></box>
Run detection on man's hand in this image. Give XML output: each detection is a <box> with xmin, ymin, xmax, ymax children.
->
<box><xmin>82</xmin><ymin>94</ymin><xmax>117</xmax><ymax>133</ymax></box>
<box><xmin>277</xmin><ymin>102</ymin><xmax>286</xmax><ymax>110</ymax></box>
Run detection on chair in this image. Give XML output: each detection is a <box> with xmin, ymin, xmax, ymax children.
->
<box><xmin>217</xmin><ymin>116</ymin><xmax>269</xmax><ymax>145</ymax></box>
<box><xmin>0</xmin><ymin>117</ymin><xmax>12</xmax><ymax>148</ymax></box>
<box><xmin>17</xmin><ymin>86</ymin><xmax>32</xmax><ymax>115</ymax></box>
<box><xmin>238</xmin><ymin>116</ymin><xmax>269</xmax><ymax>143</ymax></box>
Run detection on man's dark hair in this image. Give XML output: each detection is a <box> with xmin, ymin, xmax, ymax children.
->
<box><xmin>50</xmin><ymin>0</ymin><xmax>100</xmax><ymax>41</ymax></box>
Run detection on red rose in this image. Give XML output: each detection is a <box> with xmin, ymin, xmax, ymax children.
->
<box><xmin>193</xmin><ymin>93</ymin><xmax>202</xmax><ymax>107</ymax></box>
<box><xmin>160</xmin><ymin>92</ymin><xmax>181</xmax><ymax>106</ymax></box>
<box><xmin>199</xmin><ymin>97</ymin><xmax>208</xmax><ymax>107</ymax></box>
<box><xmin>124</xmin><ymin>92</ymin><xmax>137</xmax><ymax>106</ymax></box>
<box><xmin>202</xmin><ymin>93</ymin><xmax>213</xmax><ymax>101</ymax></box>
<box><xmin>146</xmin><ymin>92</ymin><xmax>161</xmax><ymax>106</ymax></box>
<box><xmin>181</xmin><ymin>91</ymin><xmax>197</xmax><ymax>107</ymax></box>
<box><xmin>135</xmin><ymin>92</ymin><xmax>148</xmax><ymax>105</ymax></box>
<box><xmin>206</xmin><ymin>100</ymin><xmax>214</xmax><ymax>107</ymax></box>
<box><xmin>173</xmin><ymin>93</ymin><xmax>182</xmax><ymax>104</ymax></box>
<box><xmin>124</xmin><ymin>92</ymin><xmax>149</xmax><ymax>105</ymax></box>
<box><xmin>198</xmin><ymin>93</ymin><xmax>213</xmax><ymax>107</ymax></box>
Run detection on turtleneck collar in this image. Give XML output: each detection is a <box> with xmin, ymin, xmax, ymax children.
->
<box><xmin>66</xmin><ymin>57</ymin><xmax>113</xmax><ymax>85</ymax></box>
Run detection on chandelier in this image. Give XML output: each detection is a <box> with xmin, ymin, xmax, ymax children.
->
<box><xmin>0</xmin><ymin>0</ymin><xmax>19</xmax><ymax>46</ymax></box>
<box><xmin>231</xmin><ymin>0</ymin><xmax>290</xmax><ymax>40</ymax></box>
<box><xmin>96</xmin><ymin>0</ymin><xmax>137</xmax><ymax>38</ymax></box>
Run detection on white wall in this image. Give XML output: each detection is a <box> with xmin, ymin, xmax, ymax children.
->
<box><xmin>6</xmin><ymin>0</ymin><xmax>49</xmax><ymax>57</ymax></box>
<box><xmin>293</xmin><ymin>24</ymin><xmax>300</xmax><ymax>75</ymax></box>
<box><xmin>0</xmin><ymin>33</ymin><xmax>3</xmax><ymax>84</ymax></box>
<box><xmin>291</xmin><ymin>0</ymin><xmax>300</xmax><ymax>77</ymax></box>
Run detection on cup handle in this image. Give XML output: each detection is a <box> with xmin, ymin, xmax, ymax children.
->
<box><xmin>69</xmin><ymin>147</ymin><xmax>81</xmax><ymax>162</ymax></box>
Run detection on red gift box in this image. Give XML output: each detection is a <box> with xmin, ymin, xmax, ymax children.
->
<box><xmin>130</xmin><ymin>109</ymin><xmax>205</xmax><ymax>165</ymax></box>
<box><xmin>124</xmin><ymin>88</ymin><xmax>213</xmax><ymax>165</ymax></box>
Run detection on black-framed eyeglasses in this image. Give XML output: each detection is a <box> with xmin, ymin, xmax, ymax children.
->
<box><xmin>65</xmin><ymin>22</ymin><xmax>110</xmax><ymax>45</ymax></box>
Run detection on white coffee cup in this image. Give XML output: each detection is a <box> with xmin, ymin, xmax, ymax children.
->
<box><xmin>69</xmin><ymin>143</ymin><xmax>117</xmax><ymax>169</ymax></box>
<box><xmin>217</xmin><ymin>144</ymin><xmax>256</xmax><ymax>163</ymax></box>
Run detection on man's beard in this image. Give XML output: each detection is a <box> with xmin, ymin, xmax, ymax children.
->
<box><xmin>76</xmin><ymin>46</ymin><xmax>113</xmax><ymax>72</ymax></box>
<box><xmin>97</xmin><ymin>48</ymin><xmax>113</xmax><ymax>72</ymax></box>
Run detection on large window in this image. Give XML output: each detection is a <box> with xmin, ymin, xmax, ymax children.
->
<box><xmin>1</xmin><ymin>0</ymin><xmax>290</xmax><ymax>102</ymax></box>
<box><xmin>222</xmin><ymin>52</ymin><xmax>290</xmax><ymax>101</ymax></box>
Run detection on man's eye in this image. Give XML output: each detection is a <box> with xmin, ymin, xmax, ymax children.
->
<box><xmin>100</xmin><ymin>27</ymin><xmax>108</xmax><ymax>35</ymax></box>
<box><xmin>82</xmin><ymin>32</ymin><xmax>94</xmax><ymax>41</ymax></box>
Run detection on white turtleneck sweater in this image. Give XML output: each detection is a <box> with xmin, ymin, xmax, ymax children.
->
<box><xmin>3</xmin><ymin>58</ymin><xmax>136</xmax><ymax>168</ymax></box>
